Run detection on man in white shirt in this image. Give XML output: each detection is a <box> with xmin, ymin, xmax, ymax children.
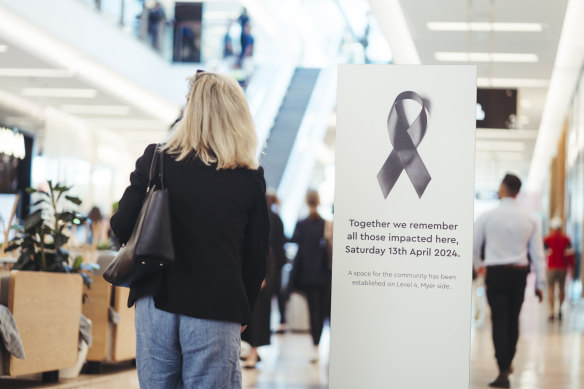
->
<box><xmin>474</xmin><ymin>173</ymin><xmax>545</xmax><ymax>389</ymax></box>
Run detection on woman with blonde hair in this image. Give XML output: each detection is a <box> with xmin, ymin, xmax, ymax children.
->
<box><xmin>110</xmin><ymin>71</ymin><xmax>270</xmax><ymax>388</ymax></box>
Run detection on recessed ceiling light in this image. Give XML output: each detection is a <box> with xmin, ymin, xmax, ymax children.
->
<box><xmin>494</xmin><ymin>151</ymin><xmax>526</xmax><ymax>161</ymax></box>
<box><xmin>121</xmin><ymin>130</ymin><xmax>168</xmax><ymax>139</ymax></box>
<box><xmin>435</xmin><ymin>52</ymin><xmax>538</xmax><ymax>63</ymax></box>
<box><xmin>475</xmin><ymin>151</ymin><xmax>494</xmax><ymax>160</ymax></box>
<box><xmin>477</xmin><ymin>78</ymin><xmax>549</xmax><ymax>88</ymax></box>
<box><xmin>87</xmin><ymin>119</ymin><xmax>165</xmax><ymax>129</ymax></box>
<box><xmin>0</xmin><ymin>68</ymin><xmax>74</xmax><ymax>77</ymax></box>
<box><xmin>427</xmin><ymin>22</ymin><xmax>543</xmax><ymax>32</ymax></box>
<box><xmin>0</xmin><ymin>45</ymin><xmax>7</xmax><ymax>53</ymax></box>
<box><xmin>492</xmin><ymin>53</ymin><xmax>539</xmax><ymax>62</ymax></box>
<box><xmin>476</xmin><ymin>141</ymin><xmax>526</xmax><ymax>152</ymax></box>
<box><xmin>21</xmin><ymin>88</ymin><xmax>97</xmax><ymax>98</ymax></box>
<box><xmin>61</xmin><ymin>104</ymin><xmax>131</xmax><ymax>115</ymax></box>
<box><xmin>476</xmin><ymin>129</ymin><xmax>538</xmax><ymax>139</ymax></box>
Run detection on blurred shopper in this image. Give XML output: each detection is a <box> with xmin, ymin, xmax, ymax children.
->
<box><xmin>241</xmin><ymin>194</ymin><xmax>285</xmax><ymax>369</ymax></box>
<box><xmin>473</xmin><ymin>173</ymin><xmax>545</xmax><ymax>389</ymax></box>
<box><xmin>323</xmin><ymin>218</ymin><xmax>333</xmax><ymax>320</ymax></box>
<box><xmin>241</xmin><ymin>277</ymin><xmax>270</xmax><ymax>369</ymax></box>
<box><xmin>147</xmin><ymin>1</ymin><xmax>166</xmax><ymax>51</ymax></box>
<box><xmin>87</xmin><ymin>206</ymin><xmax>103</xmax><ymax>245</ymax></box>
<box><xmin>267</xmin><ymin>191</ymin><xmax>288</xmax><ymax>332</ymax></box>
<box><xmin>544</xmin><ymin>217</ymin><xmax>574</xmax><ymax>321</ymax></box>
<box><xmin>241</xmin><ymin>191</ymin><xmax>285</xmax><ymax>368</ymax></box>
<box><xmin>237</xmin><ymin>22</ymin><xmax>254</xmax><ymax>69</ymax></box>
<box><xmin>110</xmin><ymin>71</ymin><xmax>270</xmax><ymax>389</ymax></box>
<box><xmin>291</xmin><ymin>190</ymin><xmax>332</xmax><ymax>363</ymax></box>
<box><xmin>107</xmin><ymin>202</ymin><xmax>121</xmax><ymax>250</ymax></box>
<box><xmin>237</xmin><ymin>8</ymin><xmax>250</xmax><ymax>49</ymax></box>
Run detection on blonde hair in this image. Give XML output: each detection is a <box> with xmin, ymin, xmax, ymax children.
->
<box><xmin>163</xmin><ymin>71</ymin><xmax>258</xmax><ymax>169</ymax></box>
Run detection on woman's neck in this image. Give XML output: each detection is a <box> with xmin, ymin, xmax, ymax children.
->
<box><xmin>308</xmin><ymin>209</ymin><xmax>320</xmax><ymax>220</ymax></box>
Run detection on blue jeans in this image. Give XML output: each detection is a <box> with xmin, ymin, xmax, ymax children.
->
<box><xmin>135</xmin><ymin>296</ymin><xmax>242</xmax><ymax>389</ymax></box>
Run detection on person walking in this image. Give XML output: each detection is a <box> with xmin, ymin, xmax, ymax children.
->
<box><xmin>240</xmin><ymin>192</ymin><xmax>286</xmax><ymax>369</ymax></box>
<box><xmin>147</xmin><ymin>1</ymin><xmax>166</xmax><ymax>51</ymax></box>
<box><xmin>544</xmin><ymin>216</ymin><xmax>574</xmax><ymax>321</ymax></box>
<box><xmin>266</xmin><ymin>191</ymin><xmax>288</xmax><ymax>333</ymax></box>
<box><xmin>473</xmin><ymin>173</ymin><xmax>545</xmax><ymax>389</ymax></box>
<box><xmin>291</xmin><ymin>190</ymin><xmax>331</xmax><ymax>363</ymax></box>
<box><xmin>237</xmin><ymin>8</ymin><xmax>250</xmax><ymax>49</ymax></box>
<box><xmin>110</xmin><ymin>71</ymin><xmax>270</xmax><ymax>389</ymax></box>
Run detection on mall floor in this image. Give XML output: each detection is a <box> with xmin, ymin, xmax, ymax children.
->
<box><xmin>1</xmin><ymin>281</ymin><xmax>583</xmax><ymax>389</ymax></box>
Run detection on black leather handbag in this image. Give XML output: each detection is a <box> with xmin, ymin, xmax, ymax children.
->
<box><xmin>103</xmin><ymin>146</ymin><xmax>175</xmax><ymax>287</ymax></box>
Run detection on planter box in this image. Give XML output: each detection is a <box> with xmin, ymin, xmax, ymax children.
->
<box><xmin>83</xmin><ymin>276</ymin><xmax>111</xmax><ymax>362</ymax></box>
<box><xmin>83</xmin><ymin>275</ymin><xmax>136</xmax><ymax>364</ymax></box>
<box><xmin>3</xmin><ymin>271</ymin><xmax>83</xmax><ymax>376</ymax></box>
<box><xmin>110</xmin><ymin>286</ymin><xmax>136</xmax><ymax>361</ymax></box>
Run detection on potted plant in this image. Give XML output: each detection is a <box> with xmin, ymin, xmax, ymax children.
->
<box><xmin>3</xmin><ymin>181</ymin><xmax>95</xmax><ymax>381</ymax></box>
<box><xmin>7</xmin><ymin>181</ymin><xmax>97</xmax><ymax>282</ymax></box>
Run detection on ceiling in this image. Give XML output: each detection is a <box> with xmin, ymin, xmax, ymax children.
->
<box><xmin>0</xmin><ymin>34</ymin><xmax>169</xmax><ymax>155</ymax></box>
<box><xmin>0</xmin><ymin>0</ymin><xmax>573</xmax><ymax>194</ymax></box>
<box><xmin>394</xmin><ymin>0</ymin><xmax>569</xmax><ymax>190</ymax></box>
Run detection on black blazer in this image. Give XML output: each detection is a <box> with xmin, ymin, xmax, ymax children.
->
<box><xmin>291</xmin><ymin>216</ymin><xmax>330</xmax><ymax>289</ymax></box>
<box><xmin>110</xmin><ymin>144</ymin><xmax>270</xmax><ymax>325</ymax></box>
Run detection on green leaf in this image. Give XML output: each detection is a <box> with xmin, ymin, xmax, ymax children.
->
<box><xmin>56</xmin><ymin>211</ymin><xmax>76</xmax><ymax>223</ymax></box>
<box><xmin>65</xmin><ymin>195</ymin><xmax>82</xmax><ymax>206</ymax></box>
<box><xmin>4</xmin><ymin>243</ymin><xmax>20</xmax><ymax>252</ymax></box>
<box><xmin>25</xmin><ymin>187</ymin><xmax>36</xmax><ymax>193</ymax></box>
<box><xmin>53</xmin><ymin>233</ymin><xmax>69</xmax><ymax>248</ymax></box>
<box><xmin>32</xmin><ymin>199</ymin><xmax>47</xmax><ymax>207</ymax></box>
<box><xmin>40</xmin><ymin>225</ymin><xmax>54</xmax><ymax>236</ymax></box>
<box><xmin>72</xmin><ymin>256</ymin><xmax>83</xmax><ymax>271</ymax></box>
<box><xmin>53</xmin><ymin>184</ymin><xmax>72</xmax><ymax>193</ymax></box>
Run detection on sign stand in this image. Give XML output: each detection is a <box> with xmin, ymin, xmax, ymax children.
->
<box><xmin>329</xmin><ymin>65</ymin><xmax>476</xmax><ymax>389</ymax></box>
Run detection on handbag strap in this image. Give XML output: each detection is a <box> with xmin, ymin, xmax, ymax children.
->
<box><xmin>158</xmin><ymin>144</ymin><xmax>165</xmax><ymax>189</ymax></box>
<box><xmin>147</xmin><ymin>145</ymin><xmax>164</xmax><ymax>191</ymax></box>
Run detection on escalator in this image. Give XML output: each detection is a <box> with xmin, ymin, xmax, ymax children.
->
<box><xmin>261</xmin><ymin>68</ymin><xmax>321</xmax><ymax>189</ymax></box>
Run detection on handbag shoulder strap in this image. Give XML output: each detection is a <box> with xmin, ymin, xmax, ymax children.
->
<box><xmin>158</xmin><ymin>144</ymin><xmax>166</xmax><ymax>189</ymax></box>
<box><xmin>147</xmin><ymin>146</ymin><xmax>160</xmax><ymax>191</ymax></box>
<box><xmin>147</xmin><ymin>144</ymin><xmax>166</xmax><ymax>190</ymax></box>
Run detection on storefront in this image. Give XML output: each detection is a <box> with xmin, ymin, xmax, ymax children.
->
<box><xmin>564</xmin><ymin>67</ymin><xmax>584</xmax><ymax>297</ymax></box>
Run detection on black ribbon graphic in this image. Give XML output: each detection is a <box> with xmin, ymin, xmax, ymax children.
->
<box><xmin>377</xmin><ymin>91</ymin><xmax>431</xmax><ymax>199</ymax></box>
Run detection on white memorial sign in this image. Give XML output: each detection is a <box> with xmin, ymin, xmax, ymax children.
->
<box><xmin>330</xmin><ymin>65</ymin><xmax>476</xmax><ymax>389</ymax></box>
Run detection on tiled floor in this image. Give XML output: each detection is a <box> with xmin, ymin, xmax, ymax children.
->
<box><xmin>1</xmin><ymin>281</ymin><xmax>583</xmax><ymax>388</ymax></box>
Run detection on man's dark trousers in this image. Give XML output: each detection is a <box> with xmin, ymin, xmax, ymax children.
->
<box><xmin>485</xmin><ymin>266</ymin><xmax>529</xmax><ymax>372</ymax></box>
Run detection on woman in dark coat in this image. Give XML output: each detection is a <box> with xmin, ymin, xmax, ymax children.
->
<box><xmin>110</xmin><ymin>71</ymin><xmax>270</xmax><ymax>389</ymax></box>
<box><xmin>291</xmin><ymin>190</ymin><xmax>331</xmax><ymax>363</ymax></box>
<box><xmin>241</xmin><ymin>193</ymin><xmax>287</xmax><ymax>368</ymax></box>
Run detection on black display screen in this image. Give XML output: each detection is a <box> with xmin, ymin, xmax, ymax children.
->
<box><xmin>173</xmin><ymin>2</ymin><xmax>203</xmax><ymax>63</ymax></box>
<box><xmin>0</xmin><ymin>127</ymin><xmax>33</xmax><ymax>218</ymax></box>
<box><xmin>476</xmin><ymin>88</ymin><xmax>517</xmax><ymax>129</ymax></box>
